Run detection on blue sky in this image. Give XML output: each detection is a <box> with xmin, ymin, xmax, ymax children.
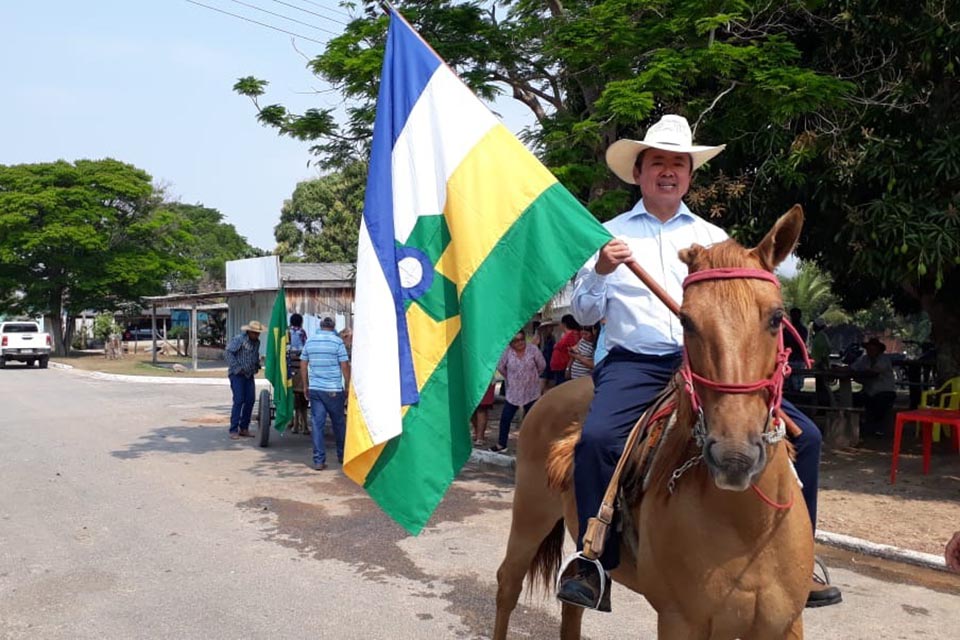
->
<box><xmin>1</xmin><ymin>1</ymin><xmax>348</xmax><ymax>250</ymax></box>
<box><xmin>0</xmin><ymin>1</ymin><xmax>526</xmax><ymax>252</ymax></box>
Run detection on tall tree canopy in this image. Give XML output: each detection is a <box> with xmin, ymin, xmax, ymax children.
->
<box><xmin>236</xmin><ymin>0</ymin><xmax>960</xmax><ymax>377</ymax></box>
<box><xmin>274</xmin><ymin>162</ymin><xmax>365</xmax><ymax>262</ymax></box>
<box><xmin>0</xmin><ymin>159</ymin><xmax>199</xmax><ymax>354</ymax></box>
<box><xmin>158</xmin><ymin>202</ymin><xmax>264</xmax><ymax>289</ymax></box>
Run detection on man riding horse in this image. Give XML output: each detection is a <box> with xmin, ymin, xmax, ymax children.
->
<box><xmin>556</xmin><ymin>114</ymin><xmax>842</xmax><ymax>611</ymax></box>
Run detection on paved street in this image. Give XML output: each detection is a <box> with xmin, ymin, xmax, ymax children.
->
<box><xmin>1</xmin><ymin>366</ymin><xmax>958</xmax><ymax>639</ymax></box>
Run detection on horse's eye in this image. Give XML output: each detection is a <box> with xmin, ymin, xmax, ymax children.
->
<box><xmin>769</xmin><ymin>310</ymin><xmax>784</xmax><ymax>329</ymax></box>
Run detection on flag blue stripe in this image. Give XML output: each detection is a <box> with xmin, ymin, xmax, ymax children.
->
<box><xmin>362</xmin><ymin>10</ymin><xmax>442</xmax><ymax>406</ymax></box>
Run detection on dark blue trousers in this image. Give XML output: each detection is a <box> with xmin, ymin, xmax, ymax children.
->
<box><xmin>497</xmin><ymin>400</ymin><xmax>536</xmax><ymax>448</ymax></box>
<box><xmin>229</xmin><ymin>373</ymin><xmax>256</xmax><ymax>433</ymax></box>
<box><xmin>574</xmin><ymin>348</ymin><xmax>821</xmax><ymax>570</ymax></box>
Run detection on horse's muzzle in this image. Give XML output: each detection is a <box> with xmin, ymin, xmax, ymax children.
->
<box><xmin>702</xmin><ymin>434</ymin><xmax>766</xmax><ymax>491</ymax></box>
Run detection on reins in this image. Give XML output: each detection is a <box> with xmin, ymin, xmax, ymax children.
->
<box><xmin>627</xmin><ymin>262</ymin><xmax>809</xmax><ymax>511</ymax></box>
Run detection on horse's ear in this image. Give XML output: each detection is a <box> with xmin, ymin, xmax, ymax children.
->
<box><xmin>679</xmin><ymin>244</ymin><xmax>705</xmax><ymax>267</ymax></box>
<box><xmin>749</xmin><ymin>205</ymin><xmax>804</xmax><ymax>271</ymax></box>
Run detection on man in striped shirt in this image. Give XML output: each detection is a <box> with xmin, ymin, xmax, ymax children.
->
<box><xmin>299</xmin><ymin>317</ymin><xmax>351</xmax><ymax>471</ymax></box>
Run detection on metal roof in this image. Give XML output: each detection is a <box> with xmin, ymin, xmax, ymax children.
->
<box><xmin>280</xmin><ymin>262</ymin><xmax>354</xmax><ymax>285</ymax></box>
<box><xmin>143</xmin><ymin>263</ymin><xmax>355</xmax><ymax>306</ymax></box>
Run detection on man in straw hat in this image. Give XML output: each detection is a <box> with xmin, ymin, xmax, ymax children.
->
<box><xmin>224</xmin><ymin>320</ymin><xmax>265</xmax><ymax>440</ymax></box>
<box><xmin>560</xmin><ymin>114</ymin><xmax>841</xmax><ymax>611</ymax></box>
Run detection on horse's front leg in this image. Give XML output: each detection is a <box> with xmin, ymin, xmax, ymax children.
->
<box><xmin>785</xmin><ymin>615</ymin><xmax>803</xmax><ymax>640</ymax></box>
<box><xmin>657</xmin><ymin>611</ymin><xmax>710</xmax><ymax>640</ymax></box>
<box><xmin>657</xmin><ymin>613</ymin><xmax>709</xmax><ymax>640</ymax></box>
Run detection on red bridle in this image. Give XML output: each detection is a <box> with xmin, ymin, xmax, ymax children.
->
<box><xmin>677</xmin><ymin>268</ymin><xmax>811</xmax><ymax>447</ymax></box>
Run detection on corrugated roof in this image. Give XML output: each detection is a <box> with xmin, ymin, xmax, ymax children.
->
<box><xmin>280</xmin><ymin>262</ymin><xmax>354</xmax><ymax>284</ymax></box>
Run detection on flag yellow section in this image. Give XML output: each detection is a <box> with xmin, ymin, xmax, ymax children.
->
<box><xmin>406</xmin><ymin>304</ymin><xmax>462</xmax><ymax>391</ymax></box>
<box><xmin>436</xmin><ymin>125</ymin><xmax>557</xmax><ymax>289</ymax></box>
<box><xmin>344</xmin><ymin>386</ymin><xmax>386</xmax><ymax>485</ymax></box>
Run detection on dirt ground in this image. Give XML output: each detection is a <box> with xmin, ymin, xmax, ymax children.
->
<box><xmin>818</xmin><ymin>434</ymin><xmax>960</xmax><ymax>555</ymax></box>
<box><xmin>478</xmin><ymin>399</ymin><xmax>960</xmax><ymax>557</ymax></box>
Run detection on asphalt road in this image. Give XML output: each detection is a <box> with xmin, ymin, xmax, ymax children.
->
<box><xmin>1</xmin><ymin>365</ymin><xmax>958</xmax><ymax>639</ymax></box>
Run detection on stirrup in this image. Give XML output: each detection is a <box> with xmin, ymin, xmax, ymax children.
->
<box><xmin>813</xmin><ymin>555</ymin><xmax>832</xmax><ymax>585</ymax></box>
<box><xmin>556</xmin><ymin>551</ymin><xmax>608</xmax><ymax>611</ymax></box>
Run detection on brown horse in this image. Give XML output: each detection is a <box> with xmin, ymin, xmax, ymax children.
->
<box><xmin>493</xmin><ymin>206</ymin><xmax>813</xmax><ymax>639</ymax></box>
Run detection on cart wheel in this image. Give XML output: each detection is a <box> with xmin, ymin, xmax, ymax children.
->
<box><xmin>258</xmin><ymin>388</ymin><xmax>271</xmax><ymax>448</ymax></box>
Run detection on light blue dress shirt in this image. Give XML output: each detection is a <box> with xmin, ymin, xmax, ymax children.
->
<box><xmin>571</xmin><ymin>199</ymin><xmax>728</xmax><ymax>355</ymax></box>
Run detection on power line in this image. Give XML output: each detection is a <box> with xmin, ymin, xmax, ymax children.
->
<box><xmin>296</xmin><ymin>0</ymin><xmax>353</xmax><ymax>20</ymax></box>
<box><xmin>184</xmin><ymin>0</ymin><xmax>333</xmax><ymax>45</ymax></box>
<box><xmin>226</xmin><ymin>0</ymin><xmax>341</xmax><ymax>35</ymax></box>
<box><xmin>267</xmin><ymin>0</ymin><xmax>348</xmax><ymax>26</ymax></box>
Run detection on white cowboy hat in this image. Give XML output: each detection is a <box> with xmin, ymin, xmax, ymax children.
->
<box><xmin>605</xmin><ymin>114</ymin><xmax>726</xmax><ymax>184</ymax></box>
<box><xmin>241</xmin><ymin>320</ymin><xmax>266</xmax><ymax>333</ymax></box>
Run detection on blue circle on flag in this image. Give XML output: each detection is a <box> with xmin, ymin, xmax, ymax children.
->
<box><xmin>396</xmin><ymin>246</ymin><xmax>434</xmax><ymax>302</ymax></box>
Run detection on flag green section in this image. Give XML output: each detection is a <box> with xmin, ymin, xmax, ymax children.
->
<box><xmin>363</xmin><ymin>183</ymin><xmax>611</xmax><ymax>533</ymax></box>
<box><xmin>265</xmin><ymin>288</ymin><xmax>293</xmax><ymax>433</ymax></box>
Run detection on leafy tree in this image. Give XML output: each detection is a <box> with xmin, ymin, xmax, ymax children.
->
<box><xmin>158</xmin><ymin>202</ymin><xmax>264</xmax><ymax>290</ymax></box>
<box><xmin>92</xmin><ymin>312</ymin><xmax>121</xmax><ymax>342</ymax></box>
<box><xmin>780</xmin><ymin>260</ymin><xmax>839</xmax><ymax>324</ymax></box>
<box><xmin>274</xmin><ymin>163</ymin><xmax>366</xmax><ymax>262</ymax></box>
<box><xmin>235</xmin><ymin>0</ymin><xmax>960</xmax><ymax>377</ymax></box>
<box><xmin>0</xmin><ymin>159</ymin><xmax>200</xmax><ymax>355</ymax></box>
<box><xmin>770</xmin><ymin>0</ymin><xmax>960</xmax><ymax>380</ymax></box>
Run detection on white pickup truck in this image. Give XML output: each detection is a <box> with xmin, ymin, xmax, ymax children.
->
<box><xmin>0</xmin><ymin>321</ymin><xmax>52</xmax><ymax>368</ymax></box>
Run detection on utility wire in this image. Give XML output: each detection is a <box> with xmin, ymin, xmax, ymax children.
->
<box><xmin>226</xmin><ymin>0</ymin><xmax>340</xmax><ymax>34</ymax></box>
<box><xmin>297</xmin><ymin>0</ymin><xmax>353</xmax><ymax>19</ymax></box>
<box><xmin>267</xmin><ymin>0</ymin><xmax>348</xmax><ymax>25</ymax></box>
<box><xmin>184</xmin><ymin>0</ymin><xmax>334</xmax><ymax>44</ymax></box>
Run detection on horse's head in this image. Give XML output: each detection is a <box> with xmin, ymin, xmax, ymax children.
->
<box><xmin>678</xmin><ymin>205</ymin><xmax>803</xmax><ymax>491</ymax></box>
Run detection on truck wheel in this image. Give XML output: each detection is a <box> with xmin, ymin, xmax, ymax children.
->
<box><xmin>258</xmin><ymin>389</ymin><xmax>271</xmax><ymax>448</ymax></box>
<box><xmin>26</xmin><ymin>359</ymin><xmax>35</xmax><ymax>367</ymax></box>
<box><xmin>0</xmin><ymin>357</ymin><xmax>6</xmax><ymax>369</ymax></box>
<box><xmin>39</xmin><ymin>356</ymin><xmax>49</xmax><ymax>369</ymax></box>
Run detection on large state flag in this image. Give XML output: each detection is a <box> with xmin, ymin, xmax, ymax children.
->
<box><xmin>344</xmin><ymin>8</ymin><xmax>612</xmax><ymax>534</ymax></box>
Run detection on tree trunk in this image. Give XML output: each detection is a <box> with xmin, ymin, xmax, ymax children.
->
<box><xmin>921</xmin><ymin>290</ymin><xmax>960</xmax><ymax>383</ymax></box>
<box><xmin>63</xmin><ymin>315</ymin><xmax>77</xmax><ymax>356</ymax></box>
<box><xmin>44</xmin><ymin>289</ymin><xmax>69</xmax><ymax>357</ymax></box>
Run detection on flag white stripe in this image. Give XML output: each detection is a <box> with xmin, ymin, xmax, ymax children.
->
<box><xmin>392</xmin><ymin>66</ymin><xmax>499</xmax><ymax>244</ymax></box>
<box><xmin>351</xmin><ymin>217</ymin><xmax>403</xmax><ymax>444</ymax></box>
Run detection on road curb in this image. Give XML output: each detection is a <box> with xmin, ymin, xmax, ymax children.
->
<box><xmin>53</xmin><ymin>364</ymin><xmax>269</xmax><ymax>387</ymax></box>
<box><xmin>49</xmin><ymin>361</ymin><xmax>73</xmax><ymax>370</ymax></box>
<box><xmin>816</xmin><ymin>530</ymin><xmax>948</xmax><ymax>572</ymax></box>
<box><xmin>469</xmin><ymin>449</ymin><xmax>515</xmax><ymax>470</ymax></box>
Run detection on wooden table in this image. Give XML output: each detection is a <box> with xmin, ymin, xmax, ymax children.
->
<box><xmin>790</xmin><ymin>367</ymin><xmax>863</xmax><ymax>448</ymax></box>
<box><xmin>790</xmin><ymin>367</ymin><xmax>857</xmax><ymax>407</ymax></box>
<box><xmin>890</xmin><ymin>408</ymin><xmax>960</xmax><ymax>483</ymax></box>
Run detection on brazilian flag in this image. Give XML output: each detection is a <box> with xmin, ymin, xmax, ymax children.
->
<box><xmin>265</xmin><ymin>288</ymin><xmax>293</xmax><ymax>432</ymax></box>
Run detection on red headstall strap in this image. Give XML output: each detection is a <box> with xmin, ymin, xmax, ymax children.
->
<box><xmin>678</xmin><ymin>268</ymin><xmax>812</xmax><ymax>442</ymax></box>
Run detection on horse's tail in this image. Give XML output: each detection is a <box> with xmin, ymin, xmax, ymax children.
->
<box><xmin>527</xmin><ymin>518</ymin><xmax>565</xmax><ymax>595</ymax></box>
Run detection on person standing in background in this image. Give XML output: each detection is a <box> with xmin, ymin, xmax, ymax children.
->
<box><xmin>224</xmin><ymin>320</ymin><xmax>264</xmax><ymax>440</ymax></box>
<box><xmin>490</xmin><ymin>329</ymin><xmax>545</xmax><ymax>452</ymax></box>
<box><xmin>548</xmin><ymin>314</ymin><xmax>581</xmax><ymax>386</ymax></box>
<box><xmin>567</xmin><ymin>323</ymin><xmax>599</xmax><ymax>380</ymax></box>
<box><xmin>300</xmin><ymin>317</ymin><xmax>350</xmax><ymax>471</ymax></box>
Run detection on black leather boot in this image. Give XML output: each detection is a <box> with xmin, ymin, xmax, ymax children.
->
<box><xmin>556</xmin><ymin>558</ymin><xmax>612</xmax><ymax>612</ymax></box>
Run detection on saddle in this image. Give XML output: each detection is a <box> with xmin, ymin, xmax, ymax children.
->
<box><xmin>580</xmin><ymin>379</ymin><xmax>680</xmax><ymax>561</ymax></box>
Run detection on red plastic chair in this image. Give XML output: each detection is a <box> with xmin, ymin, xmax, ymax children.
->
<box><xmin>890</xmin><ymin>408</ymin><xmax>960</xmax><ymax>484</ymax></box>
